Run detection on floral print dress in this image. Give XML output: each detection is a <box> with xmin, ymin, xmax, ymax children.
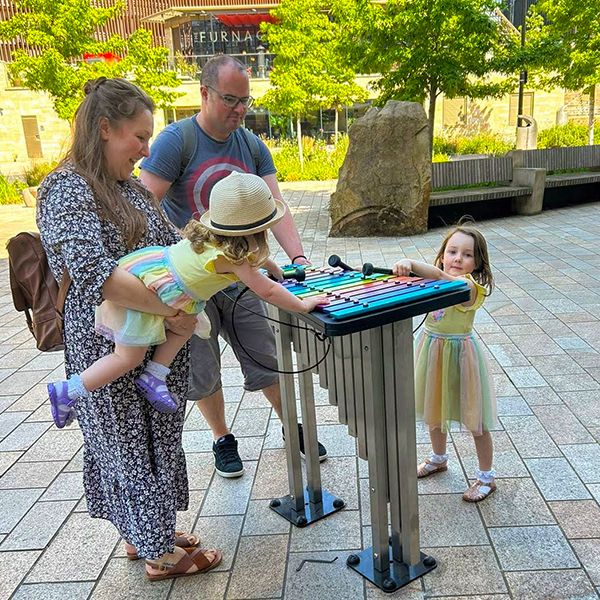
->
<box><xmin>36</xmin><ymin>169</ymin><xmax>189</xmax><ymax>559</ymax></box>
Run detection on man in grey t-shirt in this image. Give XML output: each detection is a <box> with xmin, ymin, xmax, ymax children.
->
<box><xmin>140</xmin><ymin>56</ymin><xmax>327</xmax><ymax>478</ymax></box>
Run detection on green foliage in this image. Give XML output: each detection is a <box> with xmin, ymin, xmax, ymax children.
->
<box><xmin>260</xmin><ymin>0</ymin><xmax>367</xmax><ymax>120</ymax></box>
<box><xmin>23</xmin><ymin>161</ymin><xmax>58</xmax><ymax>187</ymax></box>
<box><xmin>335</xmin><ymin>0</ymin><xmax>519</xmax><ymax>149</ymax></box>
<box><xmin>433</xmin><ymin>133</ymin><xmax>514</xmax><ymax>156</ymax></box>
<box><xmin>432</xmin><ymin>153</ymin><xmax>450</xmax><ymax>163</ymax></box>
<box><xmin>454</xmin><ymin>134</ymin><xmax>513</xmax><ymax>156</ymax></box>
<box><xmin>0</xmin><ymin>175</ymin><xmax>24</xmax><ymax>205</ymax></box>
<box><xmin>0</xmin><ymin>0</ymin><xmax>182</xmax><ymax>120</ymax></box>
<box><xmin>526</xmin><ymin>0</ymin><xmax>600</xmax><ymax>92</ymax></box>
<box><xmin>538</xmin><ymin>123</ymin><xmax>600</xmax><ymax>148</ymax></box>
<box><xmin>272</xmin><ymin>134</ymin><xmax>349</xmax><ymax>181</ymax></box>
<box><xmin>525</xmin><ymin>0</ymin><xmax>600</xmax><ymax>142</ymax></box>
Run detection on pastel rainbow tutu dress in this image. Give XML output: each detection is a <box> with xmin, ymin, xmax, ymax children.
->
<box><xmin>95</xmin><ymin>240</ymin><xmax>238</xmax><ymax>346</ymax></box>
<box><xmin>414</xmin><ymin>274</ymin><xmax>497</xmax><ymax>435</ymax></box>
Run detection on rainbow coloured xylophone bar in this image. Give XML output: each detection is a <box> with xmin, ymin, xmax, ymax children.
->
<box><xmin>279</xmin><ymin>264</ymin><xmax>470</xmax><ymax>336</ymax></box>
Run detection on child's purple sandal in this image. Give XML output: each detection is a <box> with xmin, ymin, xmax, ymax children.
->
<box><xmin>47</xmin><ymin>382</ymin><xmax>77</xmax><ymax>429</ymax></box>
<box><xmin>135</xmin><ymin>372</ymin><xmax>178</xmax><ymax>413</ymax></box>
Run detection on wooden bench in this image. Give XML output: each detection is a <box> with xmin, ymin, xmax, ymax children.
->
<box><xmin>430</xmin><ymin>157</ymin><xmax>542</xmax><ymax>215</ymax></box>
<box><xmin>513</xmin><ymin>146</ymin><xmax>600</xmax><ymax>188</ymax></box>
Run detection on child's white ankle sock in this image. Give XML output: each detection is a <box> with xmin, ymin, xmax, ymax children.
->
<box><xmin>429</xmin><ymin>453</ymin><xmax>448</xmax><ymax>464</ymax></box>
<box><xmin>145</xmin><ymin>360</ymin><xmax>170</xmax><ymax>381</ymax></box>
<box><xmin>476</xmin><ymin>468</ymin><xmax>496</xmax><ymax>483</ymax></box>
<box><xmin>67</xmin><ymin>374</ymin><xmax>89</xmax><ymax>400</ymax></box>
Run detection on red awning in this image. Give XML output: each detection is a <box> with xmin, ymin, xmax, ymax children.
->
<box><xmin>215</xmin><ymin>13</ymin><xmax>277</xmax><ymax>28</ymax></box>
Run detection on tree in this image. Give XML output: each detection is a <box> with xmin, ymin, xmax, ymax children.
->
<box><xmin>0</xmin><ymin>0</ymin><xmax>181</xmax><ymax>121</ymax></box>
<box><xmin>336</xmin><ymin>0</ymin><xmax>519</xmax><ymax>151</ymax></box>
<box><xmin>525</xmin><ymin>0</ymin><xmax>600</xmax><ymax>145</ymax></box>
<box><xmin>260</xmin><ymin>0</ymin><xmax>366</xmax><ymax>166</ymax></box>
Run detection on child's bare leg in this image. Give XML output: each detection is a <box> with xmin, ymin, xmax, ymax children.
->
<box><xmin>151</xmin><ymin>331</ymin><xmax>191</xmax><ymax>368</ymax></box>
<box><xmin>430</xmin><ymin>427</ymin><xmax>448</xmax><ymax>456</ymax></box>
<box><xmin>82</xmin><ymin>344</ymin><xmax>148</xmax><ymax>391</ymax></box>
<box><xmin>473</xmin><ymin>430</ymin><xmax>494</xmax><ymax>472</ymax></box>
<box><xmin>417</xmin><ymin>427</ymin><xmax>449</xmax><ymax>478</ymax></box>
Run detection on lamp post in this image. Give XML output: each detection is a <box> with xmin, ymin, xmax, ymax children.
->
<box><xmin>516</xmin><ymin>0</ymin><xmax>528</xmax><ymax>128</ymax></box>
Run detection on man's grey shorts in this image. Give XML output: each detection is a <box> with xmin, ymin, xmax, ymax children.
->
<box><xmin>187</xmin><ymin>284</ymin><xmax>279</xmax><ymax>400</ymax></box>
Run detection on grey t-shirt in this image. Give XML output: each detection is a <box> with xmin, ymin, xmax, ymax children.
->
<box><xmin>141</xmin><ymin>116</ymin><xmax>276</xmax><ymax>229</ymax></box>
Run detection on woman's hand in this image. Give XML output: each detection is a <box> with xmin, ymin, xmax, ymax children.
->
<box><xmin>393</xmin><ymin>259</ymin><xmax>412</xmax><ymax>276</ymax></box>
<box><xmin>165</xmin><ymin>311</ymin><xmax>197</xmax><ymax>337</ymax></box>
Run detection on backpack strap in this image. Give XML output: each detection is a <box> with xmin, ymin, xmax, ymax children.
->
<box><xmin>56</xmin><ymin>271</ymin><xmax>71</xmax><ymax>320</ymax></box>
<box><xmin>241</xmin><ymin>127</ymin><xmax>261</xmax><ymax>172</ymax></box>
<box><xmin>177</xmin><ymin>115</ymin><xmax>199</xmax><ymax>176</ymax></box>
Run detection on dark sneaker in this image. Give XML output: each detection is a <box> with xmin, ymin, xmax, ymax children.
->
<box><xmin>212</xmin><ymin>433</ymin><xmax>244</xmax><ymax>478</ymax></box>
<box><xmin>283</xmin><ymin>423</ymin><xmax>328</xmax><ymax>462</ymax></box>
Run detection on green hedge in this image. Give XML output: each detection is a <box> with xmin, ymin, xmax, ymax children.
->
<box><xmin>272</xmin><ymin>135</ymin><xmax>349</xmax><ymax>181</ymax></box>
<box><xmin>537</xmin><ymin>123</ymin><xmax>600</xmax><ymax>148</ymax></box>
<box><xmin>433</xmin><ymin>133</ymin><xmax>514</xmax><ymax>157</ymax></box>
<box><xmin>0</xmin><ymin>174</ymin><xmax>25</xmax><ymax>205</ymax></box>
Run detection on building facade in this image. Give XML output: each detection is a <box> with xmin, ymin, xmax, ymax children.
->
<box><xmin>0</xmin><ymin>0</ymin><xmax>597</xmax><ymax>174</ymax></box>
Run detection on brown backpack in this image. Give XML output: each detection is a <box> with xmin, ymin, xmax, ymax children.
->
<box><xmin>6</xmin><ymin>232</ymin><xmax>71</xmax><ymax>352</ymax></box>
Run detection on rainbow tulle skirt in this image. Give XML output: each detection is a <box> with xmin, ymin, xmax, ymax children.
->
<box><xmin>414</xmin><ymin>330</ymin><xmax>497</xmax><ymax>435</ymax></box>
<box><xmin>95</xmin><ymin>246</ymin><xmax>205</xmax><ymax>346</ymax></box>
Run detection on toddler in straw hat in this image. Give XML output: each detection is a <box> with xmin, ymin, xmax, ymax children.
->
<box><xmin>46</xmin><ymin>172</ymin><xmax>328</xmax><ymax>428</ymax></box>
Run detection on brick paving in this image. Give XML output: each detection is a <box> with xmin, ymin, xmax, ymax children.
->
<box><xmin>0</xmin><ymin>187</ymin><xmax>599</xmax><ymax>599</ymax></box>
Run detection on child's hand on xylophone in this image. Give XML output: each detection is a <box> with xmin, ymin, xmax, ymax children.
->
<box><xmin>301</xmin><ymin>295</ymin><xmax>330</xmax><ymax>313</ymax></box>
<box><xmin>392</xmin><ymin>259</ymin><xmax>412</xmax><ymax>276</ymax></box>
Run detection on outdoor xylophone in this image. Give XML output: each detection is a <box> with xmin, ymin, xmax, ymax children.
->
<box><xmin>268</xmin><ymin>257</ymin><xmax>470</xmax><ymax>593</ymax></box>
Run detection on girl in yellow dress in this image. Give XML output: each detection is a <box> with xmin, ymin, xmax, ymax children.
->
<box><xmin>393</xmin><ymin>223</ymin><xmax>496</xmax><ymax>502</ymax></box>
<box><xmin>47</xmin><ymin>171</ymin><xmax>327</xmax><ymax>426</ymax></box>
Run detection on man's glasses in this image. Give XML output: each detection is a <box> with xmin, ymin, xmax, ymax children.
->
<box><xmin>205</xmin><ymin>85</ymin><xmax>254</xmax><ymax>109</ymax></box>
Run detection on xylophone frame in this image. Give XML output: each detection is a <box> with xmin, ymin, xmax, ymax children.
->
<box><xmin>269</xmin><ymin>279</ymin><xmax>469</xmax><ymax>593</ymax></box>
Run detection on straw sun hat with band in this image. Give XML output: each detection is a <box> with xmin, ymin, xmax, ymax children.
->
<box><xmin>200</xmin><ymin>171</ymin><xmax>286</xmax><ymax>237</ymax></box>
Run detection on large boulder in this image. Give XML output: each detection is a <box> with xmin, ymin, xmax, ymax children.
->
<box><xmin>330</xmin><ymin>100</ymin><xmax>430</xmax><ymax>237</ymax></box>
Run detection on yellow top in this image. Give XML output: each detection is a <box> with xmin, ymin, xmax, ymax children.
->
<box><xmin>423</xmin><ymin>274</ymin><xmax>487</xmax><ymax>335</ymax></box>
<box><xmin>167</xmin><ymin>239</ymin><xmax>239</xmax><ymax>300</ymax></box>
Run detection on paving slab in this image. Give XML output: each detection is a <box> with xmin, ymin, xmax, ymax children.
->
<box><xmin>1</xmin><ymin>195</ymin><xmax>600</xmax><ymax>598</ymax></box>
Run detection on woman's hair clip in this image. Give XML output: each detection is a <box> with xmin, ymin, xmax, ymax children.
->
<box><xmin>84</xmin><ymin>76</ymin><xmax>108</xmax><ymax>96</ymax></box>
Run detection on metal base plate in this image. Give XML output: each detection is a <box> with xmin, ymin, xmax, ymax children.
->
<box><xmin>346</xmin><ymin>548</ymin><xmax>437</xmax><ymax>593</ymax></box>
<box><xmin>269</xmin><ymin>488</ymin><xmax>345</xmax><ymax>527</ymax></box>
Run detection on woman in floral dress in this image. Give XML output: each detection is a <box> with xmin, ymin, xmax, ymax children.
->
<box><xmin>36</xmin><ymin>77</ymin><xmax>221</xmax><ymax>581</ymax></box>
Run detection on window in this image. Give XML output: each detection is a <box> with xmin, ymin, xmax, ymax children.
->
<box><xmin>443</xmin><ymin>97</ymin><xmax>467</xmax><ymax>128</ymax></box>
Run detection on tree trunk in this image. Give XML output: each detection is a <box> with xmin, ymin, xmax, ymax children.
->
<box><xmin>427</xmin><ymin>84</ymin><xmax>438</xmax><ymax>156</ymax></box>
<box><xmin>296</xmin><ymin>116</ymin><xmax>304</xmax><ymax>169</ymax></box>
<box><xmin>334</xmin><ymin>109</ymin><xmax>339</xmax><ymax>143</ymax></box>
<box><xmin>588</xmin><ymin>85</ymin><xmax>595</xmax><ymax>146</ymax></box>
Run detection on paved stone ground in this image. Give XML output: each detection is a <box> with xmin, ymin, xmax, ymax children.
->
<box><xmin>0</xmin><ymin>187</ymin><xmax>599</xmax><ymax>599</ymax></box>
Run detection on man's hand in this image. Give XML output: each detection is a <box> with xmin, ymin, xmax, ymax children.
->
<box><xmin>293</xmin><ymin>256</ymin><xmax>311</xmax><ymax>267</ymax></box>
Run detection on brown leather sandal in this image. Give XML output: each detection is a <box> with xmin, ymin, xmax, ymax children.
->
<box><xmin>417</xmin><ymin>458</ymin><xmax>448</xmax><ymax>478</ymax></box>
<box><xmin>463</xmin><ymin>479</ymin><xmax>496</xmax><ymax>503</ymax></box>
<box><xmin>126</xmin><ymin>531</ymin><xmax>201</xmax><ymax>561</ymax></box>
<box><xmin>146</xmin><ymin>547</ymin><xmax>223</xmax><ymax>582</ymax></box>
